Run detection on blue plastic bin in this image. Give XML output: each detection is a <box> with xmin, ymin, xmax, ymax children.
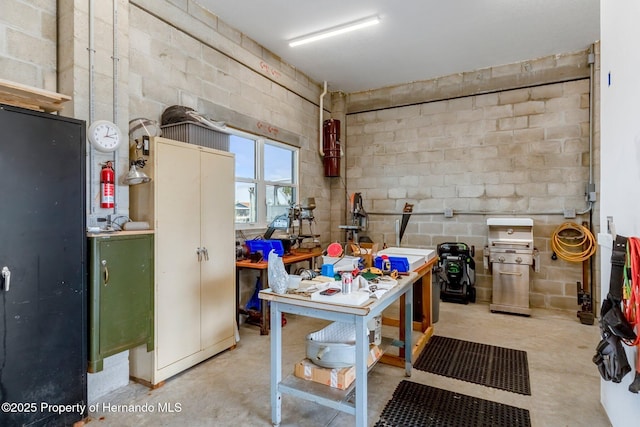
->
<box><xmin>245</xmin><ymin>239</ymin><xmax>285</xmax><ymax>257</ymax></box>
<box><xmin>374</xmin><ymin>256</ymin><xmax>410</xmax><ymax>272</ymax></box>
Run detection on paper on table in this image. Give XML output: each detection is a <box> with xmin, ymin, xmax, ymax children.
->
<box><xmin>372</xmin><ymin>289</ymin><xmax>388</xmax><ymax>299</ymax></box>
<box><xmin>310</xmin><ymin>288</ymin><xmax>370</xmax><ymax>305</ymax></box>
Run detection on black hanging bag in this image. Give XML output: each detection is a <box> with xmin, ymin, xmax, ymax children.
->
<box><xmin>593</xmin><ymin>235</ymin><xmax>635</xmax><ymax>382</ymax></box>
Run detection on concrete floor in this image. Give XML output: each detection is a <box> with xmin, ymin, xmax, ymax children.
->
<box><xmin>86</xmin><ymin>301</ymin><xmax>611</xmax><ymax>426</ymax></box>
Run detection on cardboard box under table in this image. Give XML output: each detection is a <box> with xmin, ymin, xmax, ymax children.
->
<box><xmin>294</xmin><ymin>345</ymin><xmax>383</xmax><ymax>390</ymax></box>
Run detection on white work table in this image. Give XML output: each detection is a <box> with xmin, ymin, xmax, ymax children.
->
<box><xmin>259</xmin><ymin>272</ymin><xmax>417</xmax><ymax>427</ymax></box>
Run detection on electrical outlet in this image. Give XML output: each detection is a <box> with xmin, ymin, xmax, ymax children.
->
<box><xmin>586</xmin><ymin>183</ymin><xmax>596</xmax><ymax>202</ymax></box>
<box><xmin>444</xmin><ymin>208</ymin><xmax>453</xmax><ymax>218</ymax></box>
<box><xmin>563</xmin><ymin>209</ymin><xmax>576</xmax><ymax>219</ymax></box>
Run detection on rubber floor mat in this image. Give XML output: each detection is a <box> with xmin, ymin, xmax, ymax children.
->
<box><xmin>414</xmin><ymin>335</ymin><xmax>531</xmax><ymax>395</ymax></box>
<box><xmin>375</xmin><ymin>380</ymin><xmax>531</xmax><ymax>427</ymax></box>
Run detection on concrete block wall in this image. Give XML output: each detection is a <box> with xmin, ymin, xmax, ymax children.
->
<box><xmin>128</xmin><ymin>0</ymin><xmax>330</xmax><ymax>232</ymax></box>
<box><xmin>56</xmin><ymin>0</ymin><xmax>131</xmax><ymax>226</ymax></box>
<box><xmin>86</xmin><ymin>351</ymin><xmax>129</xmax><ymax>403</ymax></box>
<box><xmin>0</xmin><ymin>0</ymin><xmax>57</xmax><ymax>90</ymax></box>
<box><xmin>341</xmin><ymin>52</ymin><xmax>599</xmax><ymax>311</ymax></box>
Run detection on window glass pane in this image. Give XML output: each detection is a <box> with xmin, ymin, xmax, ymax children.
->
<box><xmin>266</xmin><ymin>185</ymin><xmax>294</xmax><ymax>222</ymax></box>
<box><xmin>230</xmin><ymin>131</ymin><xmax>298</xmax><ymax>228</ymax></box>
<box><xmin>235</xmin><ymin>182</ymin><xmax>256</xmax><ymax>223</ymax></box>
<box><xmin>230</xmin><ymin>135</ymin><xmax>255</xmax><ymax>179</ymax></box>
<box><xmin>264</xmin><ymin>143</ymin><xmax>293</xmax><ymax>183</ymax></box>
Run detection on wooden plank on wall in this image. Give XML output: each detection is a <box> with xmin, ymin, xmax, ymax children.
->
<box><xmin>0</xmin><ymin>78</ymin><xmax>71</xmax><ymax>113</ymax></box>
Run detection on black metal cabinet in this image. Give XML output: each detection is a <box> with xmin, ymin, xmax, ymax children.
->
<box><xmin>0</xmin><ymin>104</ymin><xmax>87</xmax><ymax>427</ymax></box>
<box><xmin>88</xmin><ymin>232</ymin><xmax>154</xmax><ymax>372</ymax></box>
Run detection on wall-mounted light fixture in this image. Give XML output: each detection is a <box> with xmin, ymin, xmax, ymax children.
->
<box><xmin>289</xmin><ymin>16</ymin><xmax>380</xmax><ymax>47</ymax></box>
<box><xmin>123</xmin><ymin>159</ymin><xmax>151</xmax><ymax>185</ymax></box>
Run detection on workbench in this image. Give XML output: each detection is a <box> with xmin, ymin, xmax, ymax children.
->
<box><xmin>236</xmin><ymin>249</ymin><xmax>322</xmax><ymax>334</ymax></box>
<box><xmin>259</xmin><ymin>273</ymin><xmax>416</xmax><ymax>427</ymax></box>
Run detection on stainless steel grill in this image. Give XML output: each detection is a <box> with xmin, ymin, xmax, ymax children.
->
<box><xmin>484</xmin><ymin>218</ymin><xmax>538</xmax><ymax>316</ymax></box>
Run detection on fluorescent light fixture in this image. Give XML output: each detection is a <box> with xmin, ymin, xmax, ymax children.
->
<box><xmin>289</xmin><ymin>16</ymin><xmax>380</xmax><ymax>47</ymax></box>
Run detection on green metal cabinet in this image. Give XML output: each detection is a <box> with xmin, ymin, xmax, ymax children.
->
<box><xmin>88</xmin><ymin>232</ymin><xmax>154</xmax><ymax>372</ymax></box>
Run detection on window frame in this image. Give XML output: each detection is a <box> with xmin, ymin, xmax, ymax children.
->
<box><xmin>229</xmin><ymin>127</ymin><xmax>299</xmax><ymax>231</ymax></box>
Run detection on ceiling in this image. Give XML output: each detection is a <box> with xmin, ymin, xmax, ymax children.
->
<box><xmin>197</xmin><ymin>1</ymin><xmax>600</xmax><ymax>93</ymax></box>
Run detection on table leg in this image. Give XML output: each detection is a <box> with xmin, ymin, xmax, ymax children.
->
<box><xmin>261</xmin><ymin>270</ymin><xmax>269</xmax><ymax>335</ymax></box>
<box><xmin>354</xmin><ymin>315</ymin><xmax>368</xmax><ymax>427</ymax></box>
<box><xmin>421</xmin><ymin>273</ymin><xmax>432</xmax><ymax>331</ymax></box>
<box><xmin>398</xmin><ymin>294</ymin><xmax>406</xmax><ymax>359</ymax></box>
<box><xmin>270</xmin><ymin>301</ymin><xmax>282</xmax><ymax>426</ymax></box>
<box><xmin>235</xmin><ymin>268</ymin><xmax>240</xmax><ymax>330</ymax></box>
<box><xmin>405</xmin><ymin>285</ymin><xmax>413</xmax><ymax>377</ymax></box>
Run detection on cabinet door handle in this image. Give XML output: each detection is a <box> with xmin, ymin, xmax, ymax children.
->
<box><xmin>102</xmin><ymin>260</ymin><xmax>109</xmax><ymax>285</ymax></box>
<box><xmin>203</xmin><ymin>247</ymin><xmax>209</xmax><ymax>261</ymax></box>
<box><xmin>196</xmin><ymin>247</ymin><xmax>202</xmax><ymax>262</ymax></box>
<box><xmin>2</xmin><ymin>266</ymin><xmax>11</xmax><ymax>291</ymax></box>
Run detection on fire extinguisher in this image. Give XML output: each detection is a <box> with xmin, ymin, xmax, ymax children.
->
<box><xmin>100</xmin><ymin>161</ymin><xmax>115</xmax><ymax>208</ymax></box>
<box><xmin>323</xmin><ymin>119</ymin><xmax>341</xmax><ymax>177</ymax></box>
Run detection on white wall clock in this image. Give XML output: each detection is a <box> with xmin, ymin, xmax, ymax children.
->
<box><xmin>88</xmin><ymin>120</ymin><xmax>123</xmax><ymax>152</ymax></box>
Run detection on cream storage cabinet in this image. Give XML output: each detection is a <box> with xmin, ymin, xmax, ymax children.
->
<box><xmin>129</xmin><ymin>137</ymin><xmax>236</xmax><ymax>386</ymax></box>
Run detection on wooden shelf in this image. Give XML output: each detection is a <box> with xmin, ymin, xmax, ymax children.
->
<box><xmin>0</xmin><ymin>78</ymin><xmax>71</xmax><ymax>113</ymax></box>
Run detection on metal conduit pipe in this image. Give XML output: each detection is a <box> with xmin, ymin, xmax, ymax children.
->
<box><xmin>577</xmin><ymin>43</ymin><xmax>596</xmax><ymax>216</ymax></box>
<box><xmin>588</xmin><ymin>44</ymin><xmax>595</xmax><ymax>187</ymax></box>
<box><xmin>111</xmin><ymin>0</ymin><xmax>119</xmax><ymax>213</ymax></box>
<box><xmin>367</xmin><ymin>210</ymin><xmax>587</xmax><ymax>217</ymax></box>
<box><xmin>87</xmin><ymin>0</ymin><xmax>123</xmax><ymax>218</ymax></box>
<box><xmin>318</xmin><ymin>81</ymin><xmax>327</xmax><ymax>157</ymax></box>
<box><xmin>88</xmin><ymin>0</ymin><xmax>95</xmax><ymax>215</ymax></box>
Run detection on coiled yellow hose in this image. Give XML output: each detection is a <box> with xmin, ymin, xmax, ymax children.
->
<box><xmin>551</xmin><ymin>222</ymin><xmax>597</xmax><ymax>262</ymax></box>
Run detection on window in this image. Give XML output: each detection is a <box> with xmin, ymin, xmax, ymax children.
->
<box><xmin>229</xmin><ymin>129</ymin><xmax>298</xmax><ymax>230</ymax></box>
